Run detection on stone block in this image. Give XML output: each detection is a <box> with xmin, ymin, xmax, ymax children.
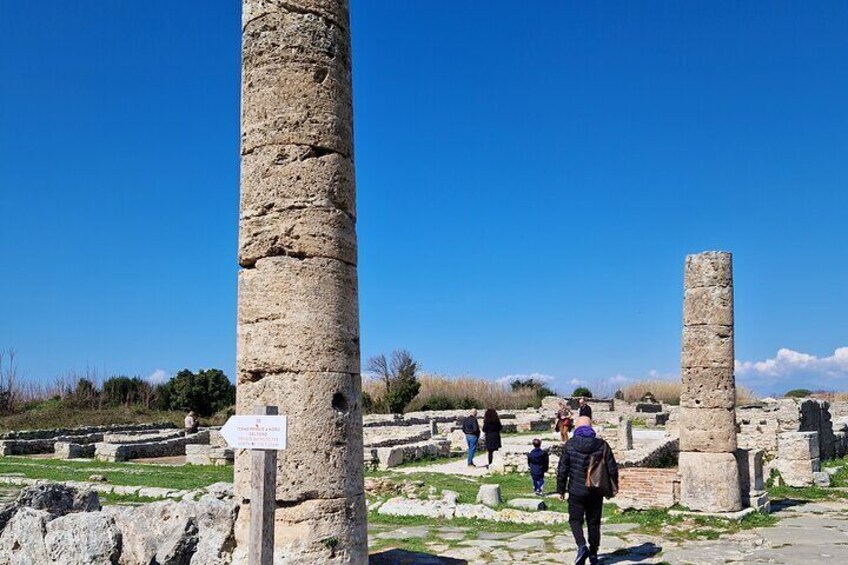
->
<box><xmin>774</xmin><ymin>457</ymin><xmax>819</xmax><ymax>487</ymax></box>
<box><xmin>683</xmin><ymin>285</ymin><xmax>734</xmax><ymax>326</ymax></box>
<box><xmin>240</xmin><ymin>144</ymin><xmax>355</xmax><ymax>222</ymax></box>
<box><xmin>241</xmin><ymin>51</ymin><xmax>352</xmax><ymax>157</ymax></box>
<box><xmin>681</xmin><ymin>325</ymin><xmax>734</xmax><ymax>369</ymax></box>
<box><xmin>237</xmin><ymin>256</ymin><xmax>359</xmax><ymax>375</ymax></box>
<box><xmin>506</xmin><ymin>498</ymin><xmax>547</xmax><ymax>511</ymax></box>
<box><xmin>684</xmin><ymin>251</ymin><xmax>732</xmax><ymax>289</ymax></box>
<box><xmin>233</xmin><ymin>494</ymin><xmax>368</xmax><ymax>564</ymax></box>
<box><xmin>680</xmin><ymin>366</ymin><xmax>736</xmax><ymax>409</ymax></box>
<box><xmin>54</xmin><ymin>442</ymin><xmax>95</xmax><ymax>459</ymax></box>
<box><xmin>376</xmin><ymin>447</ymin><xmax>405</xmax><ymax>469</ymax></box>
<box><xmin>679</xmin><ymin>451</ymin><xmax>742</xmax><ymax>512</ymax></box>
<box><xmin>679</xmin><ymin>407</ymin><xmax>737</xmax><ymax>452</ymax></box>
<box><xmin>242</xmin><ymin>4</ymin><xmax>351</xmax><ymax>68</ymax></box>
<box><xmin>476</xmin><ymin>484</ymin><xmax>502</xmax><ymax>508</ymax></box>
<box><xmin>234</xmin><ymin>372</ymin><xmax>364</xmax><ymax>502</ymax></box>
<box><xmin>813</xmin><ymin>471</ymin><xmax>831</xmax><ymax>487</ymax></box>
<box><xmin>778</xmin><ymin>431</ymin><xmax>819</xmax><ymax>460</ymax></box>
<box><xmin>240</xmin><ymin>206</ymin><xmax>357</xmax><ymax>268</ymax></box>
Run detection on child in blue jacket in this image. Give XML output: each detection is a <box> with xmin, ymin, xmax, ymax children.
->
<box><xmin>527</xmin><ymin>438</ymin><xmax>550</xmax><ymax>496</ymax></box>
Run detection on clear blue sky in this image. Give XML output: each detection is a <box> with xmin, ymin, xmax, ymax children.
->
<box><xmin>1</xmin><ymin>1</ymin><xmax>846</xmax><ymax>396</ymax></box>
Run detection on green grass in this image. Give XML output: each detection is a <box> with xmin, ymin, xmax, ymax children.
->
<box><xmin>0</xmin><ymin>403</ymin><xmax>230</xmax><ymax>434</ymax></box>
<box><xmin>0</xmin><ymin>456</ymin><xmax>232</xmax><ymax>490</ymax></box>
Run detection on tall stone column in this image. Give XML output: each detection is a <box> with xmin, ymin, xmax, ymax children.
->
<box><xmin>235</xmin><ymin>1</ymin><xmax>367</xmax><ymax>562</ymax></box>
<box><xmin>678</xmin><ymin>251</ymin><xmax>742</xmax><ymax>512</ymax></box>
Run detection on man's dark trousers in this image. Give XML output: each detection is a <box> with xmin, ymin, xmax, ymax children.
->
<box><xmin>568</xmin><ymin>493</ymin><xmax>603</xmax><ymax>553</ymax></box>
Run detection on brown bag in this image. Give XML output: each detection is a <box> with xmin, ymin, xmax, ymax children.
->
<box><xmin>585</xmin><ymin>442</ymin><xmax>618</xmax><ymax>498</ymax></box>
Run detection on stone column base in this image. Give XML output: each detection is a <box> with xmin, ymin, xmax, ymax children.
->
<box><xmin>679</xmin><ymin>451</ymin><xmax>742</xmax><ymax>512</ymax></box>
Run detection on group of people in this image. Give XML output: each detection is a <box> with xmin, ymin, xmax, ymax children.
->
<box><xmin>462</xmin><ymin>398</ymin><xmax>618</xmax><ymax>565</ymax></box>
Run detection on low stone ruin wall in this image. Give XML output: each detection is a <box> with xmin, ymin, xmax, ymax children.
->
<box><xmin>102</xmin><ymin>429</ymin><xmax>185</xmax><ymax>445</ymax></box>
<box><xmin>0</xmin><ymin>423</ymin><xmax>177</xmax><ymax>456</ymax></box>
<box><xmin>366</xmin><ymin>439</ymin><xmax>451</xmax><ymax>470</ymax></box>
<box><xmin>95</xmin><ymin>431</ymin><xmax>210</xmax><ymax>462</ymax></box>
<box><xmin>186</xmin><ymin>445</ymin><xmax>234</xmax><ymax>466</ymax></box>
<box><xmin>0</xmin><ymin>422</ymin><xmax>175</xmax><ymax>441</ymax></box>
<box><xmin>364</xmin><ymin>425</ymin><xmax>432</xmax><ymax>448</ymax></box>
<box><xmin>737</xmin><ymin>398</ymin><xmax>837</xmax><ymax>460</ymax></box>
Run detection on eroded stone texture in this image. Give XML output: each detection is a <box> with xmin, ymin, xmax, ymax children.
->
<box><xmin>241</xmin><ymin>7</ymin><xmax>353</xmax><ymax>156</ymax></box>
<box><xmin>681</xmin><ymin>325</ymin><xmax>734</xmax><ymax>368</ymax></box>
<box><xmin>234</xmin><ymin>372</ymin><xmax>364</xmax><ymax>501</ymax></box>
<box><xmin>683</xmin><ymin>285</ymin><xmax>733</xmax><ymax>326</ymax></box>
<box><xmin>678</xmin><ymin>451</ymin><xmax>742</xmax><ymax>512</ymax></box>
<box><xmin>232</xmin><ymin>495</ymin><xmax>368</xmax><ymax>565</ymax></box>
<box><xmin>679</xmin><ymin>407</ymin><xmax>738</xmax><ymax>452</ymax></box>
<box><xmin>680</xmin><ymin>367</ymin><xmax>736</xmax><ymax>409</ymax></box>
<box><xmin>237</xmin><ymin>256</ymin><xmax>359</xmax><ymax>376</ymax></box>
<box><xmin>684</xmin><ymin>251</ymin><xmax>732</xmax><ymax>289</ymax></box>
<box><xmin>237</xmin><ymin>0</ymin><xmax>364</xmax><ymax>561</ymax></box>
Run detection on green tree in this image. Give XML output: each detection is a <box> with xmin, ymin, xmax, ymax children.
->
<box><xmin>162</xmin><ymin>369</ymin><xmax>235</xmax><ymax>416</ymax></box>
<box><xmin>784</xmin><ymin>388</ymin><xmax>812</xmax><ymax>399</ymax></box>
<box><xmin>572</xmin><ymin>386</ymin><xmax>593</xmax><ymax>398</ymax></box>
<box><xmin>367</xmin><ymin>350</ymin><xmax>421</xmax><ymax>414</ymax></box>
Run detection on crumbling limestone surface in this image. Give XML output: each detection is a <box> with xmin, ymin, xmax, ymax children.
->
<box><xmin>236</xmin><ymin>1</ymin><xmax>366</xmax><ymax>562</ymax></box>
<box><xmin>679</xmin><ymin>252</ymin><xmax>741</xmax><ymax>512</ymax></box>
<box><xmin>679</xmin><ymin>451</ymin><xmax>742</xmax><ymax>512</ymax></box>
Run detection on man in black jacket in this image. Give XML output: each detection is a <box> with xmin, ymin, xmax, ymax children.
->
<box><xmin>578</xmin><ymin>397</ymin><xmax>592</xmax><ymax>419</ymax></box>
<box><xmin>557</xmin><ymin>416</ymin><xmax>618</xmax><ymax>565</ymax></box>
<box><xmin>462</xmin><ymin>408</ymin><xmax>481</xmax><ymax>467</ymax></box>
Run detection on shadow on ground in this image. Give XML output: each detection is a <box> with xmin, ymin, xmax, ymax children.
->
<box><xmin>601</xmin><ymin>542</ymin><xmax>662</xmax><ymax>563</ymax></box>
<box><xmin>370</xmin><ymin>549</ymin><xmax>468</xmax><ymax>565</ymax></box>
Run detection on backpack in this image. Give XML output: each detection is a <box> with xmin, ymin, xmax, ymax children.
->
<box><xmin>585</xmin><ymin>442</ymin><xmax>618</xmax><ymax>498</ymax></box>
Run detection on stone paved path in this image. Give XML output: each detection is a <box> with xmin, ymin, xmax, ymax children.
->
<box><xmin>369</xmin><ymin>498</ymin><xmax>848</xmax><ymax>564</ymax></box>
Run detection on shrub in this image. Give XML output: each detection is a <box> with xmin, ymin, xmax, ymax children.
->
<box><xmin>361</xmin><ymin>391</ymin><xmax>374</xmax><ymax>414</ymax></box>
<box><xmin>160</xmin><ymin>369</ymin><xmax>235</xmax><ymax>417</ymax></box>
<box><xmin>102</xmin><ymin>376</ymin><xmax>155</xmax><ymax>407</ymax></box>
<box><xmin>784</xmin><ymin>389</ymin><xmax>812</xmax><ymax>399</ymax></box>
<box><xmin>572</xmin><ymin>387</ymin><xmax>593</xmax><ymax>398</ymax></box>
<box><xmin>419</xmin><ymin>395</ymin><xmax>455</xmax><ymax>411</ymax></box>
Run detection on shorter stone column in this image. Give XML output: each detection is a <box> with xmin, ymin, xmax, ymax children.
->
<box><xmin>617</xmin><ymin>417</ymin><xmax>633</xmax><ymax>451</ymax></box>
<box><xmin>735</xmin><ymin>449</ymin><xmax>769</xmax><ymax>512</ymax></box>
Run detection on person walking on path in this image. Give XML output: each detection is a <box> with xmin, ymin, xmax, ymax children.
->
<box><xmin>482</xmin><ymin>408</ymin><xmax>503</xmax><ymax>468</ymax></box>
<box><xmin>462</xmin><ymin>408</ymin><xmax>481</xmax><ymax>467</ymax></box>
<box><xmin>578</xmin><ymin>397</ymin><xmax>592</xmax><ymax>420</ymax></box>
<box><xmin>184</xmin><ymin>411</ymin><xmax>199</xmax><ymax>435</ymax></box>
<box><xmin>527</xmin><ymin>438</ymin><xmax>550</xmax><ymax>495</ymax></box>
<box><xmin>556</xmin><ymin>416</ymin><xmax>619</xmax><ymax>565</ymax></box>
<box><xmin>555</xmin><ymin>401</ymin><xmax>574</xmax><ymax>442</ymax></box>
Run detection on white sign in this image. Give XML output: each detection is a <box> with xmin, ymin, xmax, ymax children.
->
<box><xmin>221</xmin><ymin>415</ymin><xmax>288</xmax><ymax>450</ymax></box>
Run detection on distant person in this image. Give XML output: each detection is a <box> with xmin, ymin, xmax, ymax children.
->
<box><xmin>578</xmin><ymin>397</ymin><xmax>592</xmax><ymax>419</ymax></box>
<box><xmin>557</xmin><ymin>416</ymin><xmax>619</xmax><ymax>565</ymax></box>
<box><xmin>462</xmin><ymin>408</ymin><xmax>481</xmax><ymax>467</ymax></box>
<box><xmin>527</xmin><ymin>438</ymin><xmax>550</xmax><ymax>496</ymax></box>
<box><xmin>184</xmin><ymin>411</ymin><xmax>199</xmax><ymax>435</ymax></box>
<box><xmin>555</xmin><ymin>401</ymin><xmax>574</xmax><ymax>442</ymax></box>
<box><xmin>482</xmin><ymin>408</ymin><xmax>503</xmax><ymax>467</ymax></box>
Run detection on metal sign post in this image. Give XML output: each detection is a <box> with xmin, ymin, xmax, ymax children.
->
<box><xmin>221</xmin><ymin>405</ymin><xmax>288</xmax><ymax>565</ymax></box>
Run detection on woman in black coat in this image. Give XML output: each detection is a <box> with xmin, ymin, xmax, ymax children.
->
<box><xmin>482</xmin><ymin>408</ymin><xmax>503</xmax><ymax>467</ymax></box>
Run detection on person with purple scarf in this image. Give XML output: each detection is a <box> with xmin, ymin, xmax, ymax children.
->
<box><xmin>556</xmin><ymin>416</ymin><xmax>619</xmax><ymax>565</ymax></box>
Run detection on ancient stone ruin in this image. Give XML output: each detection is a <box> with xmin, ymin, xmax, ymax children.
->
<box><xmin>679</xmin><ymin>251</ymin><xmax>743</xmax><ymax>512</ymax></box>
<box><xmin>235</xmin><ymin>0</ymin><xmax>367</xmax><ymax>562</ymax></box>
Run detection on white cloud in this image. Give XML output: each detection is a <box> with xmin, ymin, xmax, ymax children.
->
<box><xmin>497</xmin><ymin>372</ymin><xmax>555</xmax><ymax>386</ymax></box>
<box><xmin>736</xmin><ymin>347</ymin><xmax>848</xmax><ymax>381</ymax></box>
<box><xmin>147</xmin><ymin>369</ymin><xmax>169</xmax><ymax>384</ymax></box>
<box><xmin>568</xmin><ymin>378</ymin><xmax>585</xmax><ymax>386</ymax></box>
<box><xmin>609</xmin><ymin>373</ymin><xmax>631</xmax><ymax>384</ymax></box>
